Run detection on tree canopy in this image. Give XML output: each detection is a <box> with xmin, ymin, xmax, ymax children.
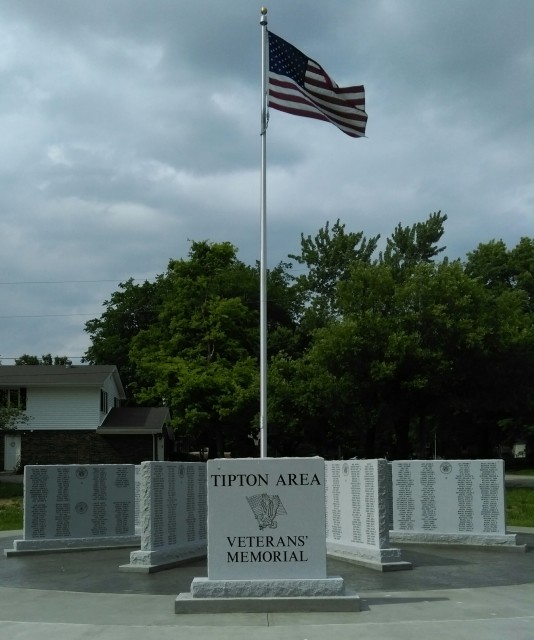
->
<box><xmin>82</xmin><ymin>215</ymin><xmax>534</xmax><ymax>461</ymax></box>
<box><xmin>0</xmin><ymin>407</ymin><xmax>30</xmax><ymax>431</ymax></box>
<box><xmin>15</xmin><ymin>354</ymin><xmax>70</xmax><ymax>365</ymax></box>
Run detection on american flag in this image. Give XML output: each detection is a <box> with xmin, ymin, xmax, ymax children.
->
<box><xmin>268</xmin><ymin>31</ymin><xmax>367</xmax><ymax>138</ymax></box>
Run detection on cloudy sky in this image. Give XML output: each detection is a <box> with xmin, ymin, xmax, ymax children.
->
<box><xmin>0</xmin><ymin>1</ymin><xmax>532</xmax><ymax>363</ymax></box>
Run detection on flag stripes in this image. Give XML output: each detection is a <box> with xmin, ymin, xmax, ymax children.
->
<box><xmin>268</xmin><ymin>31</ymin><xmax>367</xmax><ymax>138</ymax></box>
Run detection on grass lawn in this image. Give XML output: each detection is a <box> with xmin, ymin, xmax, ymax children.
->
<box><xmin>506</xmin><ymin>487</ymin><xmax>534</xmax><ymax>527</ymax></box>
<box><xmin>0</xmin><ymin>481</ymin><xmax>23</xmax><ymax>532</ymax></box>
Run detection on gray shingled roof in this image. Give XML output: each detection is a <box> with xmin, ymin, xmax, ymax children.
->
<box><xmin>97</xmin><ymin>407</ymin><xmax>173</xmax><ymax>437</ymax></box>
<box><xmin>0</xmin><ymin>365</ymin><xmax>126</xmax><ymax>398</ymax></box>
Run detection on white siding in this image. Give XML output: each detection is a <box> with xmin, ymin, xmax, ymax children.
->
<box><xmin>26</xmin><ymin>387</ymin><xmax>101</xmax><ymax>430</ymax></box>
<box><xmin>101</xmin><ymin>374</ymin><xmax>121</xmax><ymax>421</ymax></box>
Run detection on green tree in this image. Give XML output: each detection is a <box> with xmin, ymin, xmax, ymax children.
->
<box><xmin>277</xmin><ymin>214</ymin><xmax>533</xmax><ymax>460</ymax></box>
<box><xmin>289</xmin><ymin>219</ymin><xmax>379</xmax><ymax>329</ymax></box>
<box><xmin>0</xmin><ymin>407</ymin><xmax>30</xmax><ymax>431</ymax></box>
<box><xmin>271</xmin><ymin>212</ymin><xmax>449</xmax><ymax>458</ymax></box>
<box><xmin>0</xmin><ymin>386</ymin><xmax>31</xmax><ymax>431</ymax></box>
<box><xmin>15</xmin><ymin>354</ymin><xmax>70</xmax><ymax>365</ymax></box>
<box><xmin>83</xmin><ymin>278</ymin><xmax>164</xmax><ymax>398</ymax></box>
<box><xmin>129</xmin><ymin>241</ymin><xmax>262</xmax><ymax>457</ymax></box>
<box><xmin>81</xmin><ymin>220</ymin><xmax>534</xmax><ymax>461</ymax></box>
<box><xmin>14</xmin><ymin>355</ymin><xmax>40</xmax><ymax>365</ymax></box>
<box><xmin>379</xmin><ymin>211</ymin><xmax>448</xmax><ymax>274</ymax></box>
<box><xmin>465</xmin><ymin>237</ymin><xmax>534</xmax><ymax>453</ymax></box>
<box><xmin>510</xmin><ymin>238</ymin><xmax>534</xmax><ymax>312</ymax></box>
<box><xmin>267</xmin><ymin>351</ymin><xmax>351</xmax><ymax>457</ymax></box>
<box><xmin>312</xmin><ymin>255</ymin><xmax>534</xmax><ymax>459</ymax></box>
<box><xmin>466</xmin><ymin>237</ymin><xmax>534</xmax><ymax>312</ymax></box>
<box><xmin>83</xmin><ymin>241</ymin><xmax>297</xmax><ymax>457</ymax></box>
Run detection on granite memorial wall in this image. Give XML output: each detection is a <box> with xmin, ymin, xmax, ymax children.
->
<box><xmin>134</xmin><ymin>464</ymin><xmax>141</xmax><ymax>535</ymax></box>
<box><xmin>325</xmin><ymin>459</ymin><xmax>406</xmax><ymax>568</ymax></box>
<box><xmin>6</xmin><ymin>464</ymin><xmax>138</xmax><ymax>554</ymax></box>
<box><xmin>390</xmin><ymin>459</ymin><xmax>518</xmax><ymax>546</ymax></box>
<box><xmin>124</xmin><ymin>461</ymin><xmax>207</xmax><ymax>571</ymax></box>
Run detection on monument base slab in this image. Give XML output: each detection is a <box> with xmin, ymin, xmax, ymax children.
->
<box><xmin>175</xmin><ymin>592</ymin><xmax>361</xmax><ymax>614</ymax></box>
<box><xmin>190</xmin><ymin>575</ymin><xmax>344</xmax><ymax>598</ymax></box>
<box><xmin>119</xmin><ymin>543</ymin><xmax>207</xmax><ymax>573</ymax></box>
<box><xmin>390</xmin><ymin>531</ymin><xmax>526</xmax><ymax>550</ymax></box>
<box><xmin>326</xmin><ymin>541</ymin><xmax>412</xmax><ymax>571</ymax></box>
<box><xmin>4</xmin><ymin>535</ymin><xmax>140</xmax><ymax>556</ymax></box>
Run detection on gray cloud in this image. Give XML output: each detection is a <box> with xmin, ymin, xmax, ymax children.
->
<box><xmin>0</xmin><ymin>0</ymin><xmax>532</xmax><ymax>361</ymax></box>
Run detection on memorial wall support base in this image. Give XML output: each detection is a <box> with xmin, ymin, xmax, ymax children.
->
<box><xmin>326</xmin><ymin>541</ymin><xmax>412</xmax><ymax>571</ymax></box>
<box><xmin>175</xmin><ymin>591</ymin><xmax>361</xmax><ymax>614</ymax></box>
<box><xmin>4</xmin><ymin>535</ymin><xmax>140</xmax><ymax>556</ymax></box>
<box><xmin>390</xmin><ymin>530</ymin><xmax>526</xmax><ymax>550</ymax></box>
<box><xmin>176</xmin><ymin>576</ymin><xmax>360</xmax><ymax>614</ymax></box>
<box><xmin>119</xmin><ymin>543</ymin><xmax>207</xmax><ymax>573</ymax></box>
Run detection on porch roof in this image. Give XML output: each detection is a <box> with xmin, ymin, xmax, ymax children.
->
<box><xmin>97</xmin><ymin>407</ymin><xmax>173</xmax><ymax>439</ymax></box>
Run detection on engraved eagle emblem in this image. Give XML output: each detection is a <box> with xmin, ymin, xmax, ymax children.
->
<box><xmin>246</xmin><ymin>493</ymin><xmax>287</xmax><ymax>530</ymax></box>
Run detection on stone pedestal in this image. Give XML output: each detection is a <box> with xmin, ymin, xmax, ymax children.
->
<box><xmin>175</xmin><ymin>457</ymin><xmax>360</xmax><ymax>613</ymax></box>
<box><xmin>190</xmin><ymin>576</ymin><xmax>345</xmax><ymax>597</ymax></box>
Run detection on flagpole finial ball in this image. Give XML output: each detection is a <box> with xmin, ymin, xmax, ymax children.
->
<box><xmin>261</xmin><ymin>7</ymin><xmax>268</xmax><ymax>15</ymax></box>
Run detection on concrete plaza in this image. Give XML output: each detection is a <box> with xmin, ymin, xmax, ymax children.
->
<box><xmin>1</xmin><ymin>527</ymin><xmax>533</xmax><ymax>640</ymax></box>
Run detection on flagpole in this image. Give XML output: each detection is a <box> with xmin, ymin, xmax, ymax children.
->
<box><xmin>259</xmin><ymin>7</ymin><xmax>268</xmax><ymax>458</ymax></box>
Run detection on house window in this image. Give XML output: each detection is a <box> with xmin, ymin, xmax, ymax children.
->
<box><xmin>100</xmin><ymin>390</ymin><xmax>108</xmax><ymax>413</ymax></box>
<box><xmin>0</xmin><ymin>388</ymin><xmax>27</xmax><ymax>410</ymax></box>
<box><xmin>114</xmin><ymin>397</ymin><xmax>121</xmax><ymax>408</ymax></box>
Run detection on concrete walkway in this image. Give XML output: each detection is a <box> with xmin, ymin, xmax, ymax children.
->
<box><xmin>504</xmin><ymin>474</ymin><xmax>534</xmax><ymax>488</ymax></box>
<box><xmin>1</xmin><ymin>528</ymin><xmax>533</xmax><ymax>640</ymax></box>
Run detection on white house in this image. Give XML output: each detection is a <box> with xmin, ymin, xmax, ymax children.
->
<box><xmin>0</xmin><ymin>365</ymin><xmax>172</xmax><ymax>471</ymax></box>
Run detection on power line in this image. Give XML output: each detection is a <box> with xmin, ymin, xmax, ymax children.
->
<box><xmin>0</xmin><ymin>267</ymin><xmax>307</xmax><ymax>286</ymax></box>
<box><xmin>0</xmin><ymin>356</ymin><xmax>86</xmax><ymax>360</ymax></box>
<box><xmin>0</xmin><ymin>278</ymin><xmax>157</xmax><ymax>285</ymax></box>
<box><xmin>0</xmin><ymin>313</ymin><xmax>97</xmax><ymax>319</ymax></box>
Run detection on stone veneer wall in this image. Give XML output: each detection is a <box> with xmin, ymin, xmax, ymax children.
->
<box><xmin>19</xmin><ymin>431</ymin><xmax>154</xmax><ymax>466</ymax></box>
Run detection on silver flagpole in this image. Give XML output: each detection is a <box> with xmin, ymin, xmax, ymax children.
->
<box><xmin>259</xmin><ymin>7</ymin><xmax>268</xmax><ymax>458</ymax></box>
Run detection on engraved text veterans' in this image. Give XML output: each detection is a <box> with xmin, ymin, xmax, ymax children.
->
<box><xmin>225</xmin><ymin>534</ymin><xmax>309</xmax><ymax>563</ymax></box>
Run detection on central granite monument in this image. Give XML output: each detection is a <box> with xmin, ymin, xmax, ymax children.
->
<box><xmin>175</xmin><ymin>457</ymin><xmax>360</xmax><ymax>613</ymax></box>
